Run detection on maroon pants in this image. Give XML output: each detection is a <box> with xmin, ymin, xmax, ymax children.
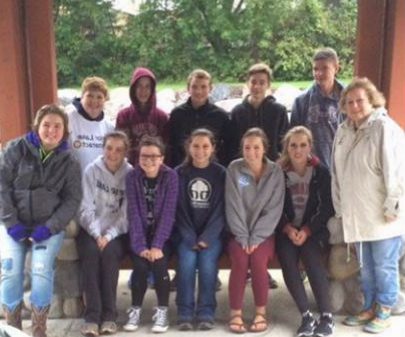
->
<box><xmin>227</xmin><ymin>236</ymin><xmax>275</xmax><ymax>310</ymax></box>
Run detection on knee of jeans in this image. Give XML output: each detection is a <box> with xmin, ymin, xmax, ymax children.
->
<box><xmin>32</xmin><ymin>261</ymin><xmax>52</xmax><ymax>276</ymax></box>
<box><xmin>0</xmin><ymin>258</ymin><xmax>23</xmax><ymax>279</ymax></box>
<box><xmin>1</xmin><ymin>258</ymin><xmax>13</xmax><ymax>272</ymax></box>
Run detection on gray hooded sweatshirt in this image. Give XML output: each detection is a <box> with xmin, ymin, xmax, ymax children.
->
<box><xmin>79</xmin><ymin>155</ymin><xmax>132</xmax><ymax>241</ymax></box>
<box><xmin>225</xmin><ymin>158</ymin><xmax>285</xmax><ymax>247</ymax></box>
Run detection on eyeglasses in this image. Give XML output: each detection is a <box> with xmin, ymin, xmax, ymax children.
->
<box><xmin>140</xmin><ymin>154</ymin><xmax>162</xmax><ymax>161</ymax></box>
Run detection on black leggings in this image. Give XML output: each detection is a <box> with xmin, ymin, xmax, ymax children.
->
<box><xmin>131</xmin><ymin>252</ymin><xmax>170</xmax><ymax>307</ymax></box>
<box><xmin>77</xmin><ymin>230</ymin><xmax>127</xmax><ymax>323</ymax></box>
<box><xmin>276</xmin><ymin>233</ymin><xmax>331</xmax><ymax>314</ymax></box>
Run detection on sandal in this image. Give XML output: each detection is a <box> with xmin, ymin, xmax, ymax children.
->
<box><xmin>228</xmin><ymin>315</ymin><xmax>247</xmax><ymax>334</ymax></box>
<box><xmin>249</xmin><ymin>313</ymin><xmax>268</xmax><ymax>333</ymax></box>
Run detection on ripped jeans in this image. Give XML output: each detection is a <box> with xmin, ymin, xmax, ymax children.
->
<box><xmin>0</xmin><ymin>225</ymin><xmax>64</xmax><ymax>311</ymax></box>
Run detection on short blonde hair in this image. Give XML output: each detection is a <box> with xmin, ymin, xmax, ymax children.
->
<box><xmin>247</xmin><ymin>63</ymin><xmax>272</xmax><ymax>82</ymax></box>
<box><xmin>81</xmin><ymin>76</ymin><xmax>109</xmax><ymax>99</ymax></box>
<box><xmin>187</xmin><ymin>69</ymin><xmax>212</xmax><ymax>88</ymax></box>
<box><xmin>339</xmin><ymin>77</ymin><xmax>386</xmax><ymax>113</ymax></box>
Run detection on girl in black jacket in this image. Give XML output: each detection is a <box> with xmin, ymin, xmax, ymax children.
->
<box><xmin>276</xmin><ymin>126</ymin><xmax>334</xmax><ymax>337</ymax></box>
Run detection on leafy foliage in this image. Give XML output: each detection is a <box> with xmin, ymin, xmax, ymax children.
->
<box><xmin>54</xmin><ymin>0</ymin><xmax>357</xmax><ymax>86</ymax></box>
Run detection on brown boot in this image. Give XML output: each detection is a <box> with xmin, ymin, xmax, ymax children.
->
<box><xmin>32</xmin><ymin>306</ymin><xmax>49</xmax><ymax>337</ymax></box>
<box><xmin>3</xmin><ymin>302</ymin><xmax>23</xmax><ymax>330</ymax></box>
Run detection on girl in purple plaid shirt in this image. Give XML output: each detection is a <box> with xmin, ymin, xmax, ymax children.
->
<box><xmin>124</xmin><ymin>135</ymin><xmax>178</xmax><ymax>333</ymax></box>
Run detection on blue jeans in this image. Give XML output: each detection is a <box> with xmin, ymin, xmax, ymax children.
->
<box><xmin>355</xmin><ymin>236</ymin><xmax>402</xmax><ymax>310</ymax></box>
<box><xmin>176</xmin><ymin>239</ymin><xmax>222</xmax><ymax>322</ymax></box>
<box><xmin>0</xmin><ymin>225</ymin><xmax>64</xmax><ymax>311</ymax></box>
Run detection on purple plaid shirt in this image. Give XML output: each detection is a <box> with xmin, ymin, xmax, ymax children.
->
<box><xmin>126</xmin><ymin>164</ymin><xmax>178</xmax><ymax>254</ymax></box>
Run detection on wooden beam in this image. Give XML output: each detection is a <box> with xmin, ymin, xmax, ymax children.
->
<box><xmin>356</xmin><ymin>0</ymin><xmax>405</xmax><ymax>128</ymax></box>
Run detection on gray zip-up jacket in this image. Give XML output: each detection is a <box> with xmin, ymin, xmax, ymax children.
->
<box><xmin>0</xmin><ymin>134</ymin><xmax>82</xmax><ymax>234</ymax></box>
<box><xmin>225</xmin><ymin>158</ymin><xmax>285</xmax><ymax>247</ymax></box>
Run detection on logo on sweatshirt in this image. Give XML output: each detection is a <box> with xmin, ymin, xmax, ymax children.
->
<box><xmin>188</xmin><ymin>178</ymin><xmax>211</xmax><ymax>208</ymax></box>
<box><xmin>238</xmin><ymin>174</ymin><xmax>250</xmax><ymax>187</ymax></box>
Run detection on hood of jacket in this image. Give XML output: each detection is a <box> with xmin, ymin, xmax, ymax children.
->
<box><xmin>241</xmin><ymin>94</ymin><xmax>277</xmax><ymax>109</ymax></box>
<box><xmin>129</xmin><ymin>67</ymin><xmax>157</xmax><ymax>108</ymax></box>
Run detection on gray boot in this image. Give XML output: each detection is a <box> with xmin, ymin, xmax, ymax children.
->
<box><xmin>32</xmin><ymin>306</ymin><xmax>50</xmax><ymax>337</ymax></box>
<box><xmin>3</xmin><ymin>302</ymin><xmax>23</xmax><ymax>330</ymax></box>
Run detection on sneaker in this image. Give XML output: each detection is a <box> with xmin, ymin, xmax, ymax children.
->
<box><xmin>178</xmin><ymin>321</ymin><xmax>193</xmax><ymax>331</ymax></box>
<box><xmin>197</xmin><ymin>320</ymin><xmax>215</xmax><ymax>330</ymax></box>
<box><xmin>314</xmin><ymin>314</ymin><xmax>334</xmax><ymax>337</ymax></box>
<box><xmin>100</xmin><ymin>321</ymin><xmax>117</xmax><ymax>334</ymax></box>
<box><xmin>80</xmin><ymin>322</ymin><xmax>99</xmax><ymax>337</ymax></box>
<box><xmin>123</xmin><ymin>306</ymin><xmax>141</xmax><ymax>332</ymax></box>
<box><xmin>152</xmin><ymin>306</ymin><xmax>169</xmax><ymax>333</ymax></box>
<box><xmin>363</xmin><ymin>304</ymin><xmax>391</xmax><ymax>334</ymax></box>
<box><xmin>297</xmin><ymin>312</ymin><xmax>316</xmax><ymax>337</ymax></box>
<box><xmin>343</xmin><ymin>307</ymin><xmax>375</xmax><ymax>326</ymax></box>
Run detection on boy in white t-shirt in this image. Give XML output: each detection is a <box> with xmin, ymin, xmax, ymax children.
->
<box><xmin>65</xmin><ymin>76</ymin><xmax>114</xmax><ymax>171</ymax></box>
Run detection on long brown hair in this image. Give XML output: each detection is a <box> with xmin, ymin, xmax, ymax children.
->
<box><xmin>240</xmin><ymin>127</ymin><xmax>269</xmax><ymax>162</ymax></box>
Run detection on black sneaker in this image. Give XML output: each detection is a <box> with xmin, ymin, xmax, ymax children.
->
<box><xmin>314</xmin><ymin>314</ymin><xmax>334</xmax><ymax>337</ymax></box>
<box><xmin>197</xmin><ymin>320</ymin><xmax>215</xmax><ymax>330</ymax></box>
<box><xmin>297</xmin><ymin>313</ymin><xmax>316</xmax><ymax>337</ymax></box>
<box><xmin>178</xmin><ymin>321</ymin><xmax>193</xmax><ymax>331</ymax></box>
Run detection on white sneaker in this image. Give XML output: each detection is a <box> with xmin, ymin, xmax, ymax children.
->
<box><xmin>151</xmin><ymin>306</ymin><xmax>169</xmax><ymax>333</ymax></box>
<box><xmin>123</xmin><ymin>306</ymin><xmax>141</xmax><ymax>332</ymax></box>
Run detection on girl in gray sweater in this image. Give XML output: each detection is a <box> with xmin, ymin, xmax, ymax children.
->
<box><xmin>225</xmin><ymin>127</ymin><xmax>285</xmax><ymax>333</ymax></box>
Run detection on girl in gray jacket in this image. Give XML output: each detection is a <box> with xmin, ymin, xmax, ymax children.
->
<box><xmin>0</xmin><ymin>104</ymin><xmax>82</xmax><ymax>337</ymax></box>
<box><xmin>226</xmin><ymin>127</ymin><xmax>285</xmax><ymax>333</ymax></box>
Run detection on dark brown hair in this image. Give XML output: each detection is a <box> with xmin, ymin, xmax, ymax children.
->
<box><xmin>240</xmin><ymin>127</ymin><xmax>269</xmax><ymax>159</ymax></box>
<box><xmin>138</xmin><ymin>135</ymin><xmax>166</xmax><ymax>156</ymax></box>
<box><xmin>183</xmin><ymin>128</ymin><xmax>216</xmax><ymax>166</ymax></box>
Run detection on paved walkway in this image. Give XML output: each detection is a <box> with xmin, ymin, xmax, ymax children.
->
<box><xmin>1</xmin><ymin>270</ymin><xmax>404</xmax><ymax>336</ymax></box>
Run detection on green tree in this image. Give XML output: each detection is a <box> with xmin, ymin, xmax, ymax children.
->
<box><xmin>54</xmin><ymin>0</ymin><xmax>357</xmax><ymax>85</ymax></box>
<box><xmin>54</xmin><ymin>0</ymin><xmax>131</xmax><ymax>86</ymax></box>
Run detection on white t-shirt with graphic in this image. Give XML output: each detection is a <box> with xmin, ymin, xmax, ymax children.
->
<box><xmin>66</xmin><ymin>105</ymin><xmax>114</xmax><ymax>171</ymax></box>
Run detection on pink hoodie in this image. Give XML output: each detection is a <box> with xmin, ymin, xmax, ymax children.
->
<box><xmin>116</xmin><ymin>67</ymin><xmax>169</xmax><ymax>165</ymax></box>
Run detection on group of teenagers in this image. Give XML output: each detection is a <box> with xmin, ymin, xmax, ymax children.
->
<box><xmin>1</xmin><ymin>46</ymin><xmax>405</xmax><ymax>337</ymax></box>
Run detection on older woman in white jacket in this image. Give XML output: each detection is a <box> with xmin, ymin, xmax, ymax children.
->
<box><xmin>331</xmin><ymin>77</ymin><xmax>405</xmax><ymax>334</ymax></box>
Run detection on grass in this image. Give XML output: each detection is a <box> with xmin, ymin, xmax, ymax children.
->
<box><xmin>156</xmin><ymin>80</ymin><xmax>317</xmax><ymax>92</ymax></box>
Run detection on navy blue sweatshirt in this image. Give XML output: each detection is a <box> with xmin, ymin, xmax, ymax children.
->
<box><xmin>175</xmin><ymin>162</ymin><xmax>226</xmax><ymax>248</ymax></box>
